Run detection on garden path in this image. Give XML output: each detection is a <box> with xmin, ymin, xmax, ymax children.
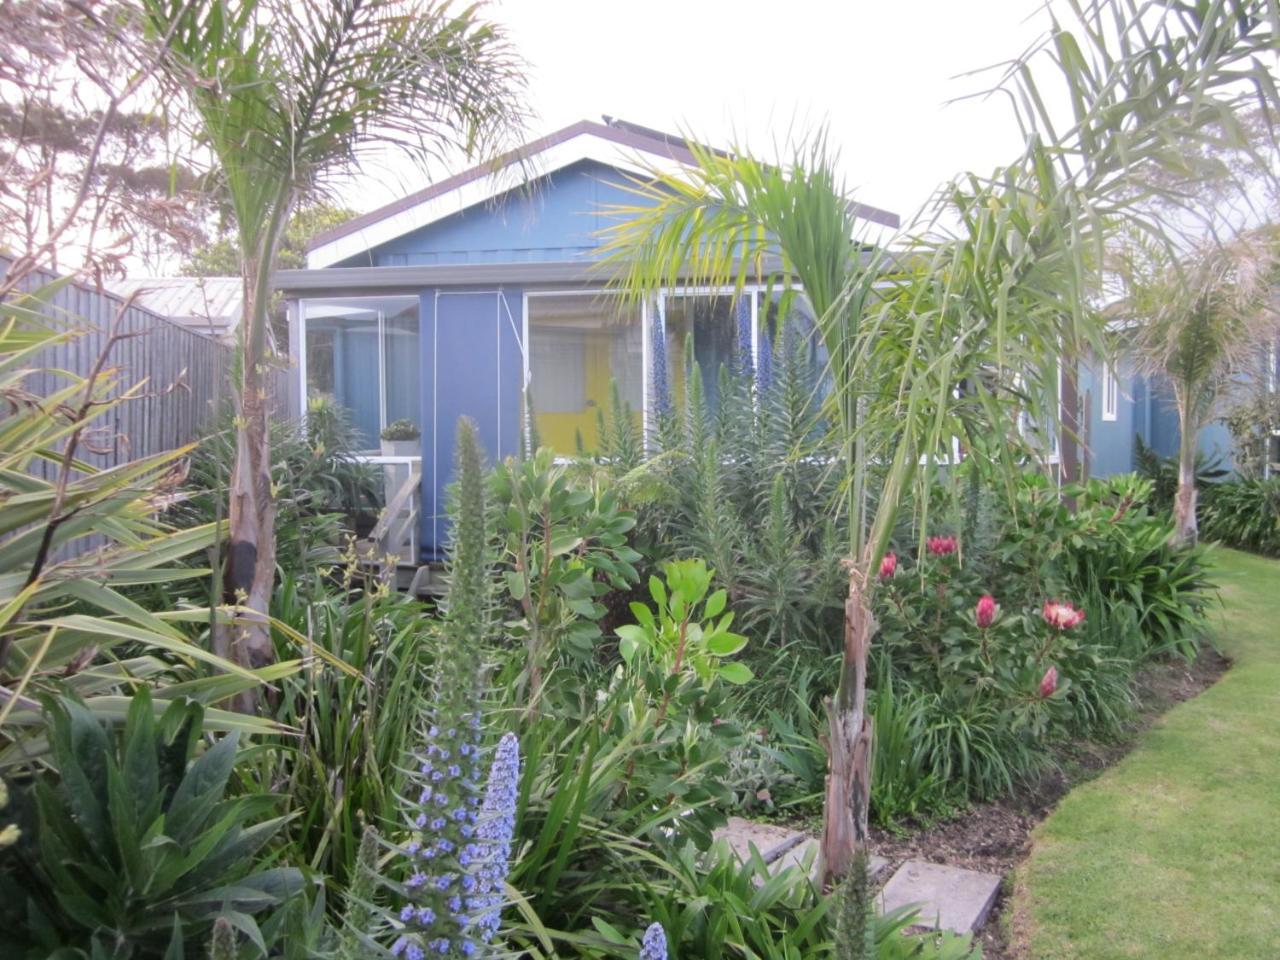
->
<box><xmin>715</xmin><ymin>818</ymin><xmax>1000</xmax><ymax>933</ymax></box>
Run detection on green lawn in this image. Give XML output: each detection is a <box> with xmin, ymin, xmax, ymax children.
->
<box><xmin>1011</xmin><ymin>548</ymin><xmax>1280</xmax><ymax>959</ymax></box>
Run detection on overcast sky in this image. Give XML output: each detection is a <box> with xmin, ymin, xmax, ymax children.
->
<box><xmin>359</xmin><ymin>0</ymin><xmax>1054</xmax><ymax>225</ymax></box>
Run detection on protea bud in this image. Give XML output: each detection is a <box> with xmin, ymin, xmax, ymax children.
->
<box><xmin>926</xmin><ymin>535</ymin><xmax>958</xmax><ymax>557</ymax></box>
<box><xmin>1039</xmin><ymin>666</ymin><xmax>1059</xmax><ymax>698</ymax></box>
<box><xmin>975</xmin><ymin>594</ymin><xmax>997</xmax><ymax>629</ymax></box>
<box><xmin>878</xmin><ymin>552</ymin><xmax>897</xmax><ymax>581</ymax></box>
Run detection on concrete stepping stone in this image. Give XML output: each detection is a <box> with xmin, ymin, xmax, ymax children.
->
<box><xmin>877</xmin><ymin>860</ymin><xmax>1001</xmax><ymax>933</ymax></box>
<box><xmin>712</xmin><ymin>816</ymin><xmax>806</xmax><ymax>864</ymax></box>
<box><xmin>768</xmin><ymin>837</ymin><xmax>889</xmax><ymax>883</ymax></box>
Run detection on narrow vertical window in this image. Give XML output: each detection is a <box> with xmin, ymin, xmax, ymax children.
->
<box><xmin>1102</xmin><ymin>362</ymin><xmax>1119</xmax><ymax>422</ymax></box>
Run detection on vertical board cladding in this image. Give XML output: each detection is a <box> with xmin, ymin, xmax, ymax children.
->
<box><xmin>419</xmin><ymin>286</ymin><xmax>524</xmax><ymax>560</ymax></box>
<box><xmin>1082</xmin><ymin>357</ymin><xmax>1140</xmax><ymax>478</ymax></box>
<box><xmin>351</xmin><ymin>160</ymin><xmax>639</xmax><ymax>268</ymax></box>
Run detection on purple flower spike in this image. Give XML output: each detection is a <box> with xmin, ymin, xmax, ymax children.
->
<box><xmin>640</xmin><ymin>922</ymin><xmax>668</xmax><ymax>960</ymax></box>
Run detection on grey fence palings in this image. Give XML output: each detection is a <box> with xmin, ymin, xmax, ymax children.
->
<box><xmin>2</xmin><ymin>257</ymin><xmax>290</xmax><ymax>557</ymax></box>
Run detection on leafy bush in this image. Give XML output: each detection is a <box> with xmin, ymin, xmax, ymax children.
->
<box><xmin>863</xmin><ymin>469</ymin><xmax>1213</xmax><ymax>820</ymax></box>
<box><xmin>1200</xmin><ymin>476</ymin><xmax>1280</xmax><ymax>556</ymax></box>
<box><xmin>492</xmin><ymin>445</ymin><xmax>641</xmax><ymax>704</ymax></box>
<box><xmin>0</xmin><ymin>689</ymin><xmax>304</xmax><ymax>958</ymax></box>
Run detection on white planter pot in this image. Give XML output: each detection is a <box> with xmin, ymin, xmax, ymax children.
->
<box><xmin>381</xmin><ymin>439</ymin><xmax>420</xmax><ymax>458</ymax></box>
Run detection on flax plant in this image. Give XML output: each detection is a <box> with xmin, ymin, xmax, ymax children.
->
<box><xmin>601</xmin><ymin>0</ymin><xmax>1279</xmax><ymax>882</ymax></box>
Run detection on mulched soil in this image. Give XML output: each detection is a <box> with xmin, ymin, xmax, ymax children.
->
<box><xmin>867</xmin><ymin>646</ymin><xmax>1230</xmax><ymax>959</ymax></box>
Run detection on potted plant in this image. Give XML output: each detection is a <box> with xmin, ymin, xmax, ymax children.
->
<box><xmin>380</xmin><ymin>419</ymin><xmax>421</xmax><ymax>457</ymax></box>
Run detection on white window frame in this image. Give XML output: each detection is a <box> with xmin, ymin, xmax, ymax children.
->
<box><xmin>1101</xmin><ymin>362</ymin><xmax>1119</xmax><ymax>422</ymax></box>
<box><xmin>1014</xmin><ymin>363</ymin><xmax>1062</xmax><ymax>466</ymax></box>
<box><xmin>522</xmin><ymin>284</ymin><xmax>774</xmax><ymax>450</ymax></box>
<box><xmin>298</xmin><ymin>295</ymin><xmax>421</xmax><ymax>441</ymax></box>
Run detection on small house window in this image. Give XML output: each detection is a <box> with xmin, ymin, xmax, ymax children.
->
<box><xmin>301</xmin><ymin>296</ymin><xmax>421</xmax><ymax>450</ymax></box>
<box><xmin>1102</xmin><ymin>363</ymin><xmax>1119</xmax><ymax>422</ymax></box>
<box><xmin>525</xmin><ymin>292</ymin><xmax>642</xmax><ymax>455</ymax></box>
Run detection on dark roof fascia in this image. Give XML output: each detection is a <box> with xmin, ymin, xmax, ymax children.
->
<box><xmin>273</xmin><ymin>254</ymin><xmax>803</xmax><ymax>296</ymax></box>
<box><xmin>275</xmin><ymin>260</ymin><xmax>622</xmax><ymax>293</ymax></box>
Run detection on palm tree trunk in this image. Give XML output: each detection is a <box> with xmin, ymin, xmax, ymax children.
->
<box><xmin>1171</xmin><ymin>403</ymin><xmax>1199</xmax><ymax>547</ymax></box>
<box><xmin>821</xmin><ymin>567</ymin><xmax>874</xmax><ymax>886</ymax></box>
<box><xmin>213</xmin><ymin>263</ymin><xmax>277</xmax><ymax>710</ymax></box>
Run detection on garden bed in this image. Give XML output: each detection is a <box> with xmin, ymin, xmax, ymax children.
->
<box><xmin>868</xmin><ymin>645</ymin><xmax>1229</xmax><ymax>958</ymax></box>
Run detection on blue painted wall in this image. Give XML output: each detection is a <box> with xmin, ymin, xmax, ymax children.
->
<box><xmin>339</xmin><ymin>160</ymin><xmax>640</xmax><ymax>268</ymax></box>
<box><xmin>419</xmin><ymin>287</ymin><xmax>524</xmax><ymax>560</ymax></box>
<box><xmin>1080</xmin><ymin>356</ymin><xmax>1238</xmax><ymax>478</ymax></box>
<box><xmin>1080</xmin><ymin>357</ymin><xmax>1140</xmax><ymax>477</ymax></box>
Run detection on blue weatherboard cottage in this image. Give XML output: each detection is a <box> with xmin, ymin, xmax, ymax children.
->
<box><xmin>276</xmin><ymin>117</ymin><xmax>898</xmax><ymax>566</ymax></box>
<box><xmin>275</xmin><ymin>117</ymin><xmax>1275</xmax><ymax>569</ymax></box>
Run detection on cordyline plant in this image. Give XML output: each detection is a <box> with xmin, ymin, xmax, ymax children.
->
<box><xmin>601</xmin><ymin>0</ymin><xmax>1279</xmax><ymax>883</ymax></box>
<box><xmin>137</xmin><ymin>0</ymin><xmax>526</xmax><ymax>702</ymax></box>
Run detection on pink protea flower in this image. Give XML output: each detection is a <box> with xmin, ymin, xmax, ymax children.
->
<box><xmin>878</xmin><ymin>552</ymin><xmax>898</xmax><ymax>581</ymax></box>
<box><xmin>1041</xmin><ymin>600</ymin><xmax>1086</xmax><ymax>631</ymax></box>
<box><xmin>975</xmin><ymin>594</ymin><xmax>997</xmax><ymax>629</ymax></box>
<box><xmin>926</xmin><ymin>535</ymin><xmax>958</xmax><ymax>557</ymax></box>
<box><xmin>1039</xmin><ymin>665</ymin><xmax>1059</xmax><ymax>698</ymax></box>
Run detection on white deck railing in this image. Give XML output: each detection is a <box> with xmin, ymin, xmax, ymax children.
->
<box><xmin>354</xmin><ymin>454</ymin><xmax>421</xmax><ymax>565</ymax></box>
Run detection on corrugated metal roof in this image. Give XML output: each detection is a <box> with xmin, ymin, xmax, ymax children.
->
<box><xmin>104</xmin><ymin>276</ymin><xmax>242</xmax><ymax>338</ymax></box>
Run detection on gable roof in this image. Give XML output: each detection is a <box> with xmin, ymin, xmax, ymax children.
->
<box><xmin>306</xmin><ymin>117</ymin><xmax>900</xmax><ymax>269</ymax></box>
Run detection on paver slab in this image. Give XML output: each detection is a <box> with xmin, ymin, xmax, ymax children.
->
<box><xmin>877</xmin><ymin>859</ymin><xmax>1001</xmax><ymax>933</ymax></box>
<box><xmin>712</xmin><ymin>817</ymin><xmax>806</xmax><ymax>864</ymax></box>
<box><xmin>769</xmin><ymin>837</ymin><xmax>889</xmax><ymax>883</ymax></box>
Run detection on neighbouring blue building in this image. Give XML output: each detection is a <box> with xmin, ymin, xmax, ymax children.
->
<box><xmin>274</xmin><ymin>117</ymin><xmax>1271</xmax><ymax>566</ymax></box>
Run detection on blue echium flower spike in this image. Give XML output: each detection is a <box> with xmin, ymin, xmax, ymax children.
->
<box><xmin>471</xmin><ymin>732</ymin><xmax>521</xmax><ymax>945</ymax></box>
<box><xmin>392</xmin><ymin>712</ymin><xmax>486</xmax><ymax>958</ymax></box>
<box><xmin>735</xmin><ymin>295</ymin><xmax>754</xmax><ymax>379</ymax></box>
<box><xmin>650</xmin><ymin>308</ymin><xmax>671</xmax><ymax>420</ymax></box>
<box><xmin>639</xmin><ymin>922</ymin><xmax>668</xmax><ymax>960</ymax></box>
<box><xmin>756</xmin><ymin>322</ymin><xmax>773</xmax><ymax>394</ymax></box>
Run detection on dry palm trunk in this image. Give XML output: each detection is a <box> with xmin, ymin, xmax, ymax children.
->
<box><xmin>213</xmin><ymin>277</ymin><xmax>277</xmax><ymax>712</ymax></box>
<box><xmin>1170</xmin><ymin>391</ymin><xmax>1200</xmax><ymax>548</ymax></box>
<box><xmin>1172</xmin><ymin>438</ymin><xmax>1200</xmax><ymax>547</ymax></box>
<box><xmin>821</xmin><ymin>566</ymin><xmax>875</xmax><ymax>886</ymax></box>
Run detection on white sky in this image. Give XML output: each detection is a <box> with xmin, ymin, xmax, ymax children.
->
<box><xmin>359</xmin><ymin>0</ymin><xmax>1054</xmax><ymax>225</ymax></box>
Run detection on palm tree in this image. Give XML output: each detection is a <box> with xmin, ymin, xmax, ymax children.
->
<box><xmin>602</xmin><ymin>0</ymin><xmax>1278</xmax><ymax>882</ymax></box>
<box><xmin>139</xmin><ymin>0</ymin><xmax>526</xmax><ymax>690</ymax></box>
<box><xmin>1113</xmin><ymin>227</ymin><xmax>1279</xmax><ymax>545</ymax></box>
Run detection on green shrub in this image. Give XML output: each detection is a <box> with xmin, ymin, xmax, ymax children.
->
<box><xmin>492</xmin><ymin>445</ymin><xmax>641</xmax><ymax>705</ymax></box>
<box><xmin>0</xmin><ymin>689</ymin><xmax>304</xmax><ymax>958</ymax></box>
<box><xmin>1200</xmin><ymin>476</ymin><xmax>1280</xmax><ymax>556</ymax></box>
